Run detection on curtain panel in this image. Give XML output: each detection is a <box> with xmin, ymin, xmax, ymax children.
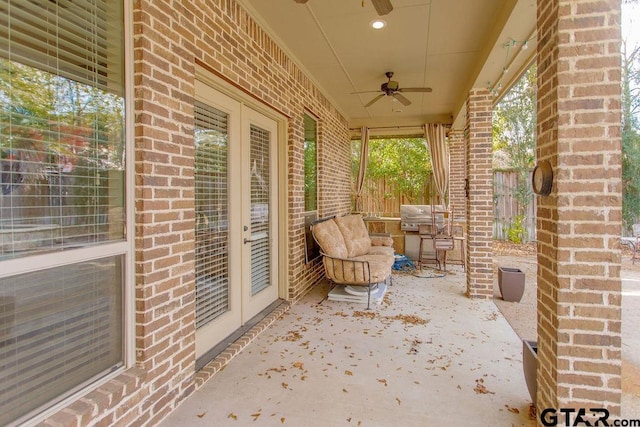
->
<box><xmin>424</xmin><ymin>123</ymin><xmax>450</xmax><ymax>205</ymax></box>
<box><xmin>354</xmin><ymin>126</ymin><xmax>369</xmax><ymax>212</ymax></box>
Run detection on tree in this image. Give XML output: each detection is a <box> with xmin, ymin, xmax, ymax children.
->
<box><xmin>621</xmin><ymin>40</ymin><xmax>640</xmax><ymax>231</ymax></box>
<box><xmin>352</xmin><ymin>138</ymin><xmax>432</xmax><ymax>210</ymax></box>
<box><xmin>492</xmin><ymin>65</ymin><xmax>537</xmax><ymax>242</ymax></box>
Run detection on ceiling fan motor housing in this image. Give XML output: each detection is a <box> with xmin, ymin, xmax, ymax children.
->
<box><xmin>382</xmin><ymin>81</ymin><xmax>399</xmax><ymax>92</ymax></box>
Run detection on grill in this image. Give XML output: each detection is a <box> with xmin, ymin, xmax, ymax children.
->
<box><xmin>400</xmin><ymin>204</ymin><xmax>445</xmax><ymax>232</ymax></box>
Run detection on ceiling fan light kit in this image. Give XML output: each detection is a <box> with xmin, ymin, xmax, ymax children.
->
<box><xmin>355</xmin><ymin>71</ymin><xmax>432</xmax><ymax>108</ymax></box>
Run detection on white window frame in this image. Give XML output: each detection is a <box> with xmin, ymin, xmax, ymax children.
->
<box><xmin>0</xmin><ymin>0</ymin><xmax>135</xmax><ymax>423</ymax></box>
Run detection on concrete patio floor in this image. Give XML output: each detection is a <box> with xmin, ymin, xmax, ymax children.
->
<box><xmin>160</xmin><ymin>268</ymin><xmax>536</xmax><ymax>427</ymax></box>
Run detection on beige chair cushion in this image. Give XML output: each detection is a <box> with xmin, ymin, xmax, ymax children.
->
<box><xmin>312</xmin><ymin>219</ymin><xmax>349</xmax><ymax>258</ymax></box>
<box><xmin>334</xmin><ymin>214</ymin><xmax>371</xmax><ymax>258</ymax></box>
<box><xmin>368</xmin><ymin>245</ymin><xmax>395</xmax><ymax>257</ymax></box>
<box><xmin>370</xmin><ymin>234</ymin><xmax>394</xmax><ymax>247</ymax></box>
<box><xmin>312</xmin><ymin>219</ymin><xmax>348</xmax><ymax>258</ymax></box>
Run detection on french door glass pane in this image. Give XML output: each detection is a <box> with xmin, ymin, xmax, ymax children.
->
<box><xmin>194</xmin><ymin>102</ymin><xmax>230</xmax><ymax>329</ymax></box>
<box><xmin>0</xmin><ymin>256</ymin><xmax>123</xmax><ymax>426</ymax></box>
<box><xmin>249</xmin><ymin>125</ymin><xmax>270</xmax><ymax>296</ymax></box>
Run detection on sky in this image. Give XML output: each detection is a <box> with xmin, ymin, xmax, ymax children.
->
<box><xmin>623</xmin><ymin>1</ymin><xmax>640</xmax><ymax>48</ymax></box>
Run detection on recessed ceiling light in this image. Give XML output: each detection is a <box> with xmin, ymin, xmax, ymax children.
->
<box><xmin>370</xmin><ymin>19</ymin><xmax>386</xmax><ymax>30</ymax></box>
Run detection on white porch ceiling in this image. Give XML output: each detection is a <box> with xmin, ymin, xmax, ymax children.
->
<box><xmin>239</xmin><ymin>0</ymin><xmax>537</xmax><ymax>134</ymax></box>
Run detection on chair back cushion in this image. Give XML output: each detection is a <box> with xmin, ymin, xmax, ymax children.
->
<box><xmin>335</xmin><ymin>214</ymin><xmax>371</xmax><ymax>257</ymax></box>
<box><xmin>312</xmin><ymin>219</ymin><xmax>348</xmax><ymax>258</ymax></box>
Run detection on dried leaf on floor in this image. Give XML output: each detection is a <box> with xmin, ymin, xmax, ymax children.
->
<box><xmin>529</xmin><ymin>403</ymin><xmax>537</xmax><ymax>420</ymax></box>
<box><xmin>396</xmin><ymin>397</ymin><xmax>401</xmax><ymax>405</ymax></box>
<box><xmin>345</xmin><ymin>370</ymin><xmax>353</xmax><ymax>376</ymax></box>
<box><xmin>228</xmin><ymin>413</ymin><xmax>237</xmax><ymax>420</ymax></box>
<box><xmin>293</xmin><ymin>361</ymin><xmax>304</xmax><ymax>370</ymax></box>
<box><xmin>485</xmin><ymin>312</ymin><xmax>499</xmax><ymax>321</ymax></box>
<box><xmin>281</xmin><ymin>417</ymin><xmax>286</xmax><ymax>424</ymax></box>
<box><xmin>197</xmin><ymin>412</ymin><xmax>206</xmax><ymax>418</ymax></box>
<box><xmin>377</xmin><ymin>378</ymin><xmax>388</xmax><ymax>386</ymax></box>
<box><xmin>251</xmin><ymin>412</ymin><xmax>261</xmax><ymax>421</ymax></box>
<box><xmin>281</xmin><ymin>382</ymin><xmax>288</xmax><ymax>389</ymax></box>
<box><xmin>505</xmin><ymin>405</ymin><xmax>519</xmax><ymax>414</ymax></box>
<box><xmin>283</xmin><ymin>330</ymin><xmax>302</xmax><ymax>341</ymax></box>
<box><xmin>473</xmin><ymin>378</ymin><xmax>495</xmax><ymax>395</ymax></box>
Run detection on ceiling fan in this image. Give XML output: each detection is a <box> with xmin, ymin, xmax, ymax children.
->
<box><xmin>352</xmin><ymin>72</ymin><xmax>433</xmax><ymax>107</ymax></box>
<box><xmin>294</xmin><ymin>0</ymin><xmax>393</xmax><ymax>16</ymax></box>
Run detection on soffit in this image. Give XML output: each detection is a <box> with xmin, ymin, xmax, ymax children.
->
<box><xmin>239</xmin><ymin>0</ymin><xmax>537</xmax><ymax>135</ymax></box>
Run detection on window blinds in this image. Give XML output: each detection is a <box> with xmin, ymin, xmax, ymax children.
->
<box><xmin>0</xmin><ymin>256</ymin><xmax>123</xmax><ymax>426</ymax></box>
<box><xmin>194</xmin><ymin>102</ymin><xmax>230</xmax><ymax>329</ymax></box>
<box><xmin>0</xmin><ymin>0</ymin><xmax>124</xmax><ymax>94</ymax></box>
<box><xmin>0</xmin><ymin>0</ymin><xmax>126</xmax><ymax>260</ymax></box>
<box><xmin>249</xmin><ymin>125</ymin><xmax>270</xmax><ymax>296</ymax></box>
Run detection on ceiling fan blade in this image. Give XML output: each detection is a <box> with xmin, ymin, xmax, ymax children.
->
<box><xmin>294</xmin><ymin>0</ymin><xmax>308</xmax><ymax>3</ymax></box>
<box><xmin>399</xmin><ymin>87</ymin><xmax>432</xmax><ymax>93</ymax></box>
<box><xmin>371</xmin><ymin>0</ymin><xmax>393</xmax><ymax>15</ymax></box>
<box><xmin>364</xmin><ymin>94</ymin><xmax>385</xmax><ymax>107</ymax></box>
<box><xmin>392</xmin><ymin>92</ymin><xmax>411</xmax><ymax>106</ymax></box>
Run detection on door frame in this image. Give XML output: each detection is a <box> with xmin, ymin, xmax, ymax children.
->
<box><xmin>195</xmin><ymin>66</ymin><xmax>289</xmax><ymax>311</ymax></box>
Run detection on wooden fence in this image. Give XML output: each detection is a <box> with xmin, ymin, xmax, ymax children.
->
<box><xmin>493</xmin><ymin>171</ymin><xmax>536</xmax><ymax>242</ymax></box>
<box><xmin>357</xmin><ymin>170</ymin><xmax>535</xmax><ymax>242</ymax></box>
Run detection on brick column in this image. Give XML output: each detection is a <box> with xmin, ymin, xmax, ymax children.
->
<box><xmin>465</xmin><ymin>90</ymin><xmax>493</xmax><ymax>298</ymax></box>
<box><xmin>448</xmin><ymin>129</ymin><xmax>466</xmax><ymax>220</ymax></box>
<box><xmin>536</xmin><ymin>0</ymin><xmax>622</xmax><ymax>417</ymax></box>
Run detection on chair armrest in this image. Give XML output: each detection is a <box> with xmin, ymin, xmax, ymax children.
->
<box><xmin>321</xmin><ymin>252</ymin><xmax>371</xmax><ymax>285</ymax></box>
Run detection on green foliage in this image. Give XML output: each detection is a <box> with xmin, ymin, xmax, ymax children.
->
<box><xmin>507</xmin><ymin>215</ymin><xmax>526</xmax><ymax>244</ymax></box>
<box><xmin>493</xmin><ymin>65</ymin><xmax>537</xmax><ymax>220</ymax></box>
<box><xmin>363</xmin><ymin>138</ymin><xmax>432</xmax><ymax>204</ymax></box>
<box><xmin>622</xmin><ymin>42</ymin><xmax>640</xmax><ymax>230</ymax></box>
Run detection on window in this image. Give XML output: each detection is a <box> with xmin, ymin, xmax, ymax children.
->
<box><xmin>303</xmin><ymin>113</ymin><xmax>317</xmax><ymax>212</ymax></box>
<box><xmin>0</xmin><ymin>1</ymin><xmax>126</xmax><ymax>424</ymax></box>
<box><xmin>303</xmin><ymin>113</ymin><xmax>319</xmax><ymax>263</ymax></box>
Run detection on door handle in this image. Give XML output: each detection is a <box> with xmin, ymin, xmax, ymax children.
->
<box><xmin>244</xmin><ymin>232</ymin><xmax>268</xmax><ymax>244</ymax></box>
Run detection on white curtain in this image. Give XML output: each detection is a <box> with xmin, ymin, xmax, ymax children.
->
<box><xmin>424</xmin><ymin>123</ymin><xmax>450</xmax><ymax>205</ymax></box>
<box><xmin>354</xmin><ymin>126</ymin><xmax>369</xmax><ymax>212</ymax></box>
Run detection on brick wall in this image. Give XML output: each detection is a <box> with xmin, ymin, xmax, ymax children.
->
<box><xmin>465</xmin><ymin>90</ymin><xmax>494</xmax><ymax>299</ymax></box>
<box><xmin>448</xmin><ymin>129</ymin><xmax>466</xmax><ymax>220</ymax></box>
<box><xmin>536</xmin><ymin>0</ymin><xmax>622</xmax><ymax>416</ymax></box>
<box><xmin>40</xmin><ymin>0</ymin><xmax>351</xmax><ymax>425</ymax></box>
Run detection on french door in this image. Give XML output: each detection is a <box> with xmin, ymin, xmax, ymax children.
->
<box><xmin>194</xmin><ymin>81</ymin><xmax>279</xmax><ymax>359</ymax></box>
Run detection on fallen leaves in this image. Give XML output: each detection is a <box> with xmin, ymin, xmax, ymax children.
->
<box><xmin>353</xmin><ymin>310</ymin><xmax>376</xmax><ymax>319</ymax></box>
<box><xmin>485</xmin><ymin>312</ymin><xmax>499</xmax><ymax>321</ymax></box>
<box><xmin>505</xmin><ymin>404</ymin><xmax>519</xmax><ymax>414</ymax></box>
<box><xmin>529</xmin><ymin>403</ymin><xmax>537</xmax><ymax>420</ymax></box>
<box><xmin>228</xmin><ymin>413</ymin><xmax>237</xmax><ymax>420</ymax></box>
<box><xmin>344</xmin><ymin>370</ymin><xmax>353</xmax><ymax>376</ymax></box>
<box><xmin>473</xmin><ymin>378</ymin><xmax>495</xmax><ymax>395</ymax></box>
<box><xmin>388</xmin><ymin>314</ymin><xmax>429</xmax><ymax>325</ymax></box>
<box><xmin>377</xmin><ymin>378</ymin><xmax>388</xmax><ymax>386</ymax></box>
